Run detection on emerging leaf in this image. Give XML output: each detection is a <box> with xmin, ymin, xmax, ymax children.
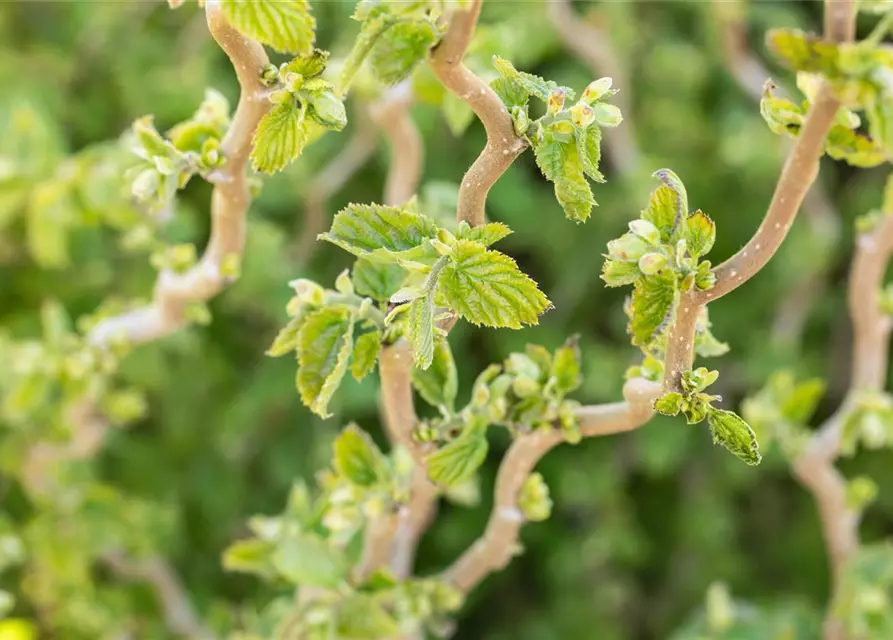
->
<box><xmin>518</xmin><ymin>472</ymin><xmax>552</xmax><ymax>522</ymax></box>
<box><xmin>707</xmin><ymin>408</ymin><xmax>762</xmax><ymax>466</ymax></box>
<box><xmin>642</xmin><ymin>184</ymin><xmax>681</xmax><ymax>242</ymax></box>
<box><xmin>320</xmin><ymin>203</ymin><xmax>438</xmax><ymax>261</ymax></box>
<box><xmin>575</xmin><ymin>125</ymin><xmax>605</xmax><ymax>183</ymax></box>
<box><xmin>534</xmin><ymin>137</ymin><xmax>595</xmax><ymax>222</ymax></box>
<box><xmin>406</xmin><ymin>291</ymin><xmax>436</xmax><ymax>370</ymax></box>
<box><xmin>629</xmin><ymin>271</ymin><xmax>678</xmax><ymax>347</ymax></box>
<box><xmin>221</xmin><ymin>0</ymin><xmax>316</xmax><ymax>55</ymax></box>
<box><xmin>427</xmin><ymin>426</ymin><xmax>489</xmax><ymax>487</ymax></box>
<box><xmin>352</xmin><ymin>258</ymin><xmax>407</xmax><ymax>301</ymax></box>
<box><xmin>438</xmin><ymin>240</ymin><xmax>551</xmax><ymax>329</ymax></box>
<box><xmin>296</xmin><ymin>307</ymin><xmax>355</xmax><ymax>418</ymax></box>
<box><xmin>601</xmin><ymin>259</ymin><xmax>641</xmax><ymax>287</ymax></box>
<box><xmin>333</xmin><ymin>424</ymin><xmax>385</xmax><ymax>487</ymax></box>
<box><xmin>685</xmin><ymin>210</ymin><xmax>716</xmax><ymax>259</ymax></box>
<box><xmin>766</xmin><ymin>28</ymin><xmax>839</xmax><ymax>75</ymax></box>
<box><xmin>251</xmin><ymin>100</ymin><xmax>308</xmax><ymax>174</ymax></box>
<box><xmin>492</xmin><ymin>56</ymin><xmax>575</xmax><ymax>104</ymax></box>
<box><xmin>336</xmin><ymin>593</ymin><xmax>400</xmax><ymax>638</ymax></box>
<box><xmin>654</xmin><ymin>392</ymin><xmax>683</xmax><ymax>416</ymax></box>
<box><xmin>369</xmin><ymin>19</ymin><xmax>439</xmax><ymax>85</ymax></box>
<box><xmin>411</xmin><ymin>340</ymin><xmax>458</xmax><ymax>413</ymax></box>
<box><xmin>274</xmin><ymin>531</ymin><xmax>348</xmax><ymax>588</ymax></box>
<box><xmin>266</xmin><ymin>315</ymin><xmax>306</xmax><ymax>357</ymax></box>
<box><xmin>350</xmin><ymin>330</ymin><xmax>382</xmax><ymax>381</ymax></box>
<box><xmin>551</xmin><ymin>336</ymin><xmax>582</xmax><ymax>396</ymax></box>
<box><xmin>457</xmin><ymin>221</ymin><xmax>513</xmax><ymax>246</ymax></box>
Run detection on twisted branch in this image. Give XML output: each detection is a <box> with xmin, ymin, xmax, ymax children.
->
<box><xmin>443</xmin><ymin>378</ymin><xmax>661</xmax><ymax>593</ymax></box>
<box><xmin>709</xmin><ymin>0</ymin><xmax>842</xmax><ymax>348</ymax></box>
<box><xmin>546</xmin><ymin>0</ymin><xmax>638</xmax><ymax>176</ymax></box>
<box><xmin>89</xmin><ymin>0</ymin><xmax>270</xmax><ymax>347</ymax></box>
<box><xmin>663</xmin><ymin>0</ymin><xmax>857</xmax><ymax>393</ymax></box>
<box><xmin>430</xmin><ymin>0</ymin><xmax>526</xmax><ymax>227</ymax></box>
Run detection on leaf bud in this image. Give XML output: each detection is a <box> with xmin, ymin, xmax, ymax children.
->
<box><xmin>334</xmin><ymin>269</ymin><xmax>354</xmax><ymax>295</ymax></box>
<box><xmin>546</xmin><ymin>89</ymin><xmax>567</xmax><ymax>115</ymax></box>
<box><xmin>581</xmin><ymin>77</ymin><xmax>613</xmax><ymax>104</ymax></box>
<box><xmin>518</xmin><ymin>472</ymin><xmax>552</xmax><ymax>522</ymax></box>
<box><xmin>510</xmin><ymin>105</ymin><xmax>530</xmax><ymax>137</ymax></box>
<box><xmin>593</xmin><ymin>102</ymin><xmax>623</xmax><ymax>127</ymax></box>
<box><xmin>638</xmin><ymin>252</ymin><xmax>667</xmax><ymax>275</ymax></box>
<box><xmin>607</xmin><ymin>233</ymin><xmax>647</xmax><ymax>262</ymax></box>
<box><xmin>260</xmin><ymin>64</ymin><xmax>280</xmax><ymax>87</ymax></box>
<box><xmin>512</xmin><ymin>375</ymin><xmax>540</xmax><ymax>398</ymax></box>
<box><xmin>288</xmin><ymin>279</ymin><xmax>326</xmax><ymax>306</ymax></box>
<box><xmin>308</xmin><ymin>91</ymin><xmax>347</xmax><ymax>131</ymax></box>
<box><xmin>628</xmin><ymin>219</ymin><xmax>661</xmax><ymax>245</ymax></box>
<box><xmin>569</xmin><ymin>102</ymin><xmax>595</xmax><ymax>128</ymax></box>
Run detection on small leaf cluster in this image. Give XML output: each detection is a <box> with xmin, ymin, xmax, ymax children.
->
<box><xmin>128</xmin><ymin>89</ymin><xmax>230</xmax><ymax>213</ymax></box>
<box><xmin>319</xmin><ymin>202</ymin><xmax>551</xmax><ymax>369</ymax></box>
<box><xmin>492</xmin><ymin>57</ymin><xmax>621</xmax><ymax>222</ymax></box>
<box><xmin>832</xmin><ymin>543</ymin><xmax>893</xmax><ymax>639</ymax></box>
<box><xmin>224</xmin><ymin>428</ymin><xmax>462</xmax><ymax>639</ymax></box>
<box><xmin>601</xmin><ymin>170</ymin><xmax>717</xmax><ymax>350</ymax></box>
<box><xmin>252</xmin><ymin>50</ymin><xmax>347</xmax><ymax>174</ymax></box>
<box><xmin>762</xmin><ymin>20</ymin><xmax>893</xmax><ymax>167</ymax></box>
<box><xmin>266</xmin><ymin>274</ymin><xmax>386</xmax><ymax>418</ymax></box>
<box><xmin>655</xmin><ymin>368</ymin><xmax>762</xmax><ymax>466</ymax></box>
<box><xmin>414</xmin><ymin>339</ymin><xmax>583</xmax><ymax>489</ymax></box>
<box><xmin>340</xmin><ymin>0</ymin><xmax>452</xmax><ymax>91</ymax></box>
<box><xmin>740</xmin><ymin>370</ymin><xmax>826</xmax><ymax>458</ymax></box>
<box><xmin>841</xmin><ymin>388</ymin><xmax>893</xmax><ymax>455</ymax></box>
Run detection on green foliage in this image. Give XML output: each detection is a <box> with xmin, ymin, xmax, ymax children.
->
<box><xmin>741</xmin><ymin>371</ymin><xmax>825</xmax><ymax>457</ymax></box>
<box><xmin>426</xmin><ymin>422</ymin><xmax>489</xmax><ymax>487</ymax></box>
<box><xmin>221</xmin><ymin>0</ymin><xmax>316</xmax><ymax>55</ymax></box>
<box><xmin>493</xmin><ymin>57</ymin><xmax>621</xmax><ymax>222</ymax></box>
<box><xmin>707</xmin><ymin>408</ymin><xmax>762</xmax><ymax>467</ymax></box>
<box><xmin>411</xmin><ymin>340</ymin><xmax>458</xmax><ymax>414</ymax></box>
<box><xmin>833</xmin><ymin>543</ymin><xmax>893</xmax><ymax>638</ymax></box>
<box><xmin>841</xmin><ymin>389</ymin><xmax>893</xmax><ymax>455</ymax></box>
<box><xmin>251</xmin><ymin>51</ymin><xmax>346</xmax><ymax>173</ymax></box>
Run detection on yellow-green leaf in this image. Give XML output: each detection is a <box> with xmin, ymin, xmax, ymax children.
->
<box><xmin>320</xmin><ymin>203</ymin><xmax>438</xmax><ymax>261</ymax></box>
<box><xmin>221</xmin><ymin>0</ymin><xmax>315</xmax><ymax>55</ymax></box>
<box><xmin>296</xmin><ymin>307</ymin><xmax>355</xmax><ymax>418</ymax></box>
<box><xmin>333</xmin><ymin>424</ymin><xmax>385</xmax><ymax>487</ymax></box>
<box><xmin>411</xmin><ymin>340</ymin><xmax>458</xmax><ymax>412</ymax></box>
<box><xmin>707</xmin><ymin>408</ymin><xmax>762</xmax><ymax>466</ymax></box>
<box><xmin>685</xmin><ymin>210</ymin><xmax>716</xmax><ymax>259</ymax></box>
<box><xmin>350</xmin><ymin>330</ymin><xmax>382</xmax><ymax>381</ymax></box>
<box><xmin>427</xmin><ymin>426</ymin><xmax>488</xmax><ymax>487</ymax></box>
<box><xmin>629</xmin><ymin>271</ymin><xmax>678</xmax><ymax>347</ymax></box>
<box><xmin>251</xmin><ymin>101</ymin><xmax>308</xmax><ymax>174</ymax></box>
<box><xmin>438</xmin><ymin>240</ymin><xmax>551</xmax><ymax>329</ymax></box>
<box><xmin>406</xmin><ymin>290</ymin><xmax>435</xmax><ymax>370</ymax></box>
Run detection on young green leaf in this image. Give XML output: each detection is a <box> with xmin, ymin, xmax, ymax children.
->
<box><xmin>411</xmin><ymin>340</ymin><xmax>458</xmax><ymax>413</ymax></box>
<box><xmin>551</xmin><ymin>337</ymin><xmax>582</xmax><ymax>396</ymax></box>
<box><xmin>641</xmin><ymin>184</ymin><xmax>680</xmax><ymax>242</ymax></box>
<box><xmin>427</xmin><ymin>426</ymin><xmax>489</xmax><ymax>487</ymax></box>
<box><xmin>601</xmin><ymin>259</ymin><xmax>641</xmax><ymax>287</ymax></box>
<box><xmin>266</xmin><ymin>315</ymin><xmax>306</xmax><ymax>357</ymax></box>
<box><xmin>336</xmin><ymin>593</ymin><xmax>399</xmax><ymax>638</ymax></box>
<box><xmin>456</xmin><ymin>221</ymin><xmax>513</xmax><ymax>246</ymax></box>
<box><xmin>534</xmin><ymin>137</ymin><xmax>595</xmax><ymax>222</ymax></box>
<box><xmin>629</xmin><ymin>271</ymin><xmax>678</xmax><ymax>347</ymax></box>
<box><xmin>766</xmin><ymin>28</ymin><xmax>839</xmax><ymax>75</ymax></box>
<box><xmin>369</xmin><ymin>19</ymin><xmax>439</xmax><ymax>85</ymax></box>
<box><xmin>251</xmin><ymin>100</ymin><xmax>307</xmax><ymax>174</ymax></box>
<box><xmin>575</xmin><ymin>125</ymin><xmax>605</xmax><ymax>183</ymax></box>
<box><xmin>320</xmin><ymin>203</ymin><xmax>438</xmax><ymax>261</ymax></box>
<box><xmin>223</xmin><ymin>539</ymin><xmax>276</xmax><ymax>578</ymax></box>
<box><xmin>685</xmin><ymin>210</ymin><xmax>716</xmax><ymax>259</ymax></box>
<box><xmin>653</xmin><ymin>392</ymin><xmax>683</xmax><ymax>416</ymax></box>
<box><xmin>352</xmin><ymin>258</ymin><xmax>407</xmax><ymax>301</ymax></box>
<box><xmin>492</xmin><ymin>56</ymin><xmax>575</xmax><ymax>104</ymax></box>
<box><xmin>296</xmin><ymin>307</ymin><xmax>355</xmax><ymax>418</ymax></box>
<box><xmin>273</xmin><ymin>531</ymin><xmax>348</xmax><ymax>588</ymax></box>
<box><xmin>438</xmin><ymin>239</ymin><xmax>551</xmax><ymax>329</ymax></box>
<box><xmin>350</xmin><ymin>330</ymin><xmax>382</xmax><ymax>381</ymax></box>
<box><xmin>406</xmin><ymin>290</ymin><xmax>436</xmax><ymax>370</ymax></box>
<box><xmin>333</xmin><ymin>424</ymin><xmax>385</xmax><ymax>487</ymax></box>
<box><xmin>707</xmin><ymin>408</ymin><xmax>762</xmax><ymax>466</ymax></box>
<box><xmin>221</xmin><ymin>0</ymin><xmax>315</xmax><ymax>55</ymax></box>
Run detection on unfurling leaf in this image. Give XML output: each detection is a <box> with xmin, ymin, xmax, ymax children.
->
<box><xmin>492</xmin><ymin>56</ymin><xmax>574</xmax><ymax>105</ymax></box>
<box><xmin>438</xmin><ymin>240</ymin><xmax>551</xmax><ymax>329</ymax></box>
<box><xmin>685</xmin><ymin>210</ymin><xmax>716</xmax><ymax>259</ymax></box>
<box><xmin>707</xmin><ymin>408</ymin><xmax>762</xmax><ymax>466</ymax></box>
<box><xmin>534</xmin><ymin>137</ymin><xmax>595</xmax><ymax>222</ymax></box>
<box><xmin>251</xmin><ymin>100</ymin><xmax>308</xmax><ymax>174</ymax></box>
<box><xmin>266</xmin><ymin>315</ymin><xmax>306</xmax><ymax>357</ymax></box>
<box><xmin>551</xmin><ymin>336</ymin><xmax>582</xmax><ymax>396</ymax></box>
<box><xmin>352</xmin><ymin>258</ymin><xmax>406</xmax><ymax>301</ymax></box>
<box><xmin>274</xmin><ymin>531</ymin><xmax>348</xmax><ymax>588</ymax></box>
<box><xmin>601</xmin><ymin>259</ymin><xmax>640</xmax><ymax>287</ymax></box>
<box><xmin>350</xmin><ymin>330</ymin><xmax>382</xmax><ymax>381</ymax></box>
<box><xmin>642</xmin><ymin>184</ymin><xmax>680</xmax><ymax>242</ymax></box>
<box><xmin>411</xmin><ymin>340</ymin><xmax>458</xmax><ymax>413</ymax></box>
<box><xmin>653</xmin><ymin>392</ymin><xmax>683</xmax><ymax>416</ymax></box>
<box><xmin>825</xmin><ymin>125</ymin><xmax>886</xmax><ymax>167</ymax></box>
<box><xmin>369</xmin><ymin>19</ymin><xmax>439</xmax><ymax>85</ymax></box>
<box><xmin>320</xmin><ymin>203</ymin><xmax>438</xmax><ymax>261</ymax></box>
<box><xmin>333</xmin><ymin>424</ymin><xmax>385</xmax><ymax>487</ymax></box>
<box><xmin>575</xmin><ymin>124</ymin><xmax>604</xmax><ymax>183</ymax></box>
<box><xmin>766</xmin><ymin>28</ymin><xmax>839</xmax><ymax>75</ymax></box>
<box><xmin>518</xmin><ymin>472</ymin><xmax>552</xmax><ymax>522</ymax></box>
<box><xmin>629</xmin><ymin>271</ymin><xmax>678</xmax><ymax>347</ymax></box>
<box><xmin>406</xmin><ymin>290</ymin><xmax>436</xmax><ymax>370</ymax></box>
<box><xmin>296</xmin><ymin>307</ymin><xmax>355</xmax><ymax>418</ymax></box>
<box><xmin>221</xmin><ymin>0</ymin><xmax>316</xmax><ymax>55</ymax></box>
<box><xmin>457</xmin><ymin>221</ymin><xmax>513</xmax><ymax>246</ymax></box>
<box><xmin>427</xmin><ymin>426</ymin><xmax>489</xmax><ymax>487</ymax></box>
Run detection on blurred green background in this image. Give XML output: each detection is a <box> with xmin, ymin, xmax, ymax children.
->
<box><xmin>1</xmin><ymin>1</ymin><xmax>892</xmax><ymax>638</ymax></box>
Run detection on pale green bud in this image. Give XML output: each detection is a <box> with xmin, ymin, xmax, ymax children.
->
<box><xmin>628</xmin><ymin>219</ymin><xmax>661</xmax><ymax>245</ymax></box>
<box><xmin>638</xmin><ymin>252</ymin><xmax>668</xmax><ymax>275</ymax></box>
<box><xmin>288</xmin><ymin>279</ymin><xmax>326</xmax><ymax>306</ymax></box>
<box><xmin>569</xmin><ymin>102</ymin><xmax>595</xmax><ymax>128</ymax></box>
<box><xmin>334</xmin><ymin>269</ymin><xmax>354</xmax><ymax>295</ymax></box>
<box><xmin>308</xmin><ymin>91</ymin><xmax>347</xmax><ymax>130</ymax></box>
<box><xmin>581</xmin><ymin>77</ymin><xmax>613</xmax><ymax>104</ymax></box>
<box><xmin>131</xmin><ymin>168</ymin><xmax>160</xmax><ymax>202</ymax></box>
<box><xmin>260</xmin><ymin>64</ymin><xmax>280</xmax><ymax>87</ymax></box>
<box><xmin>607</xmin><ymin>233</ymin><xmax>647</xmax><ymax>262</ymax></box>
<box><xmin>593</xmin><ymin>102</ymin><xmax>623</xmax><ymax>127</ymax></box>
<box><xmin>169</xmin><ymin>243</ymin><xmax>197</xmax><ymax>273</ymax></box>
<box><xmin>512</xmin><ymin>376</ymin><xmax>540</xmax><ymax>398</ymax></box>
<box><xmin>510</xmin><ymin>105</ymin><xmax>530</xmax><ymax>137</ymax></box>
<box><xmin>518</xmin><ymin>472</ymin><xmax>552</xmax><ymax>522</ymax></box>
